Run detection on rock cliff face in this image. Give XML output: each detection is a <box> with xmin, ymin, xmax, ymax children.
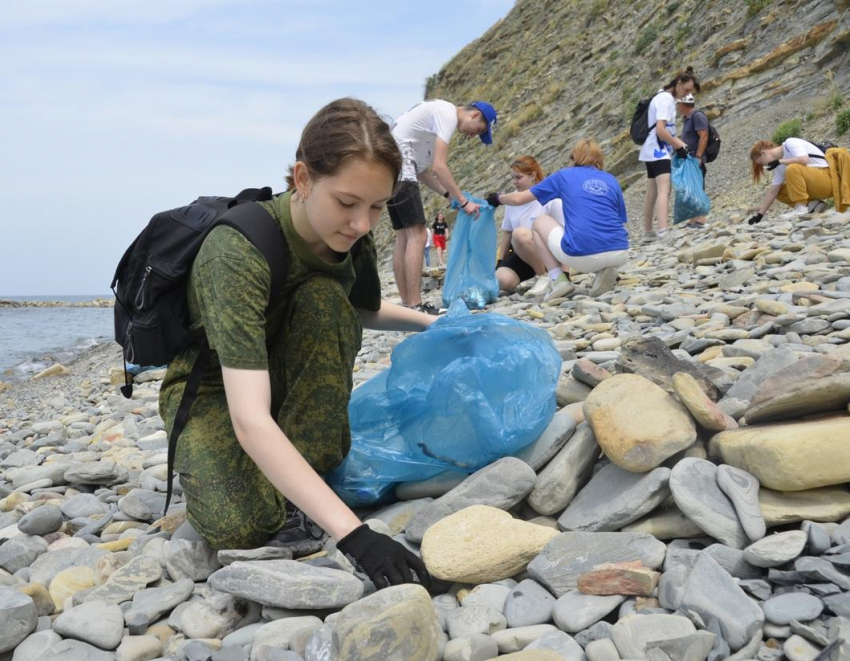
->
<box><xmin>373</xmin><ymin>0</ymin><xmax>850</xmax><ymax>266</ymax></box>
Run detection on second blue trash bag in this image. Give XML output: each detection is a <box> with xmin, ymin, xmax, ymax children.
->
<box><xmin>672</xmin><ymin>154</ymin><xmax>711</xmax><ymax>224</ymax></box>
<box><xmin>326</xmin><ymin>301</ymin><xmax>562</xmax><ymax>506</ymax></box>
<box><xmin>442</xmin><ymin>193</ymin><xmax>499</xmax><ymax>309</ymax></box>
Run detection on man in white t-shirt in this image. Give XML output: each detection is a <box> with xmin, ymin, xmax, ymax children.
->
<box><xmin>747</xmin><ymin>137</ymin><xmax>831</xmax><ymax>223</ymax></box>
<box><xmin>387</xmin><ymin>100</ymin><xmax>497</xmax><ymax>315</ymax></box>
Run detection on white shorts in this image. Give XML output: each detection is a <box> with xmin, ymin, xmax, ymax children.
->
<box><xmin>546</xmin><ymin>226</ymin><xmax>628</xmax><ymax>273</ymax></box>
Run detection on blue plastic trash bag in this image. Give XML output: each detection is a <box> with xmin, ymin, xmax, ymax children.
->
<box><xmin>672</xmin><ymin>155</ymin><xmax>711</xmax><ymax>224</ymax></box>
<box><xmin>442</xmin><ymin>193</ymin><xmax>499</xmax><ymax>309</ymax></box>
<box><xmin>326</xmin><ymin>300</ymin><xmax>562</xmax><ymax>506</ymax></box>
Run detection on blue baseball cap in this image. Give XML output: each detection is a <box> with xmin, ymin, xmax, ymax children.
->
<box><xmin>470</xmin><ymin>101</ymin><xmax>497</xmax><ymax>145</ymax></box>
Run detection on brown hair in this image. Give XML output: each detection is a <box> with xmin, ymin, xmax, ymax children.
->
<box><xmin>570</xmin><ymin>139</ymin><xmax>604</xmax><ymax>170</ymax></box>
<box><xmin>665</xmin><ymin>66</ymin><xmax>701</xmax><ymax>94</ymax></box>
<box><xmin>750</xmin><ymin>139</ymin><xmax>778</xmax><ymax>183</ymax></box>
<box><xmin>285</xmin><ymin>98</ymin><xmax>401</xmax><ymax>190</ymax></box>
<box><xmin>510</xmin><ymin>155</ymin><xmax>545</xmax><ymax>183</ymax></box>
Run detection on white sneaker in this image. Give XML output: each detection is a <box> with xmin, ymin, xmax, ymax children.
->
<box><xmin>543</xmin><ymin>274</ymin><xmax>574</xmax><ymax>302</ymax></box>
<box><xmin>780</xmin><ymin>205</ymin><xmax>809</xmax><ymax>219</ymax></box>
<box><xmin>808</xmin><ymin>200</ymin><xmax>828</xmax><ymax>214</ymax></box>
<box><xmin>527</xmin><ymin>275</ymin><xmax>550</xmax><ymax>297</ymax></box>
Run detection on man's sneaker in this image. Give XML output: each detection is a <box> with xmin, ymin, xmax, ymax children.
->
<box><xmin>543</xmin><ymin>274</ymin><xmax>574</xmax><ymax>302</ymax></box>
<box><xmin>268</xmin><ymin>503</ymin><xmax>327</xmax><ymax>554</ymax></box>
<box><xmin>589</xmin><ymin>266</ymin><xmax>618</xmax><ymax>298</ymax></box>
<box><xmin>641</xmin><ymin>230</ymin><xmax>657</xmax><ymax>244</ymax></box>
<box><xmin>527</xmin><ymin>275</ymin><xmax>550</xmax><ymax>297</ymax></box>
<box><xmin>780</xmin><ymin>204</ymin><xmax>809</xmax><ymax>219</ymax></box>
<box><xmin>413</xmin><ymin>302</ymin><xmax>443</xmax><ymax>316</ymax></box>
<box><xmin>808</xmin><ymin>200</ymin><xmax>828</xmax><ymax>214</ymax></box>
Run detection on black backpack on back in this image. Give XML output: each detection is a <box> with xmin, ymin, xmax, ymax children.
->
<box><xmin>630</xmin><ymin>97</ymin><xmax>653</xmax><ymax>145</ymax></box>
<box><xmin>692</xmin><ymin>110</ymin><xmax>722</xmax><ymax>163</ymax></box>
<box><xmin>111</xmin><ymin>187</ymin><xmax>288</xmax><ymax>512</ymax></box>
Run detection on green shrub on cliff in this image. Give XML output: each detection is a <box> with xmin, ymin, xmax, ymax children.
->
<box><xmin>772</xmin><ymin>118</ymin><xmax>802</xmax><ymax>144</ymax></box>
<box><xmin>837</xmin><ymin>109</ymin><xmax>850</xmax><ymax>136</ymax></box>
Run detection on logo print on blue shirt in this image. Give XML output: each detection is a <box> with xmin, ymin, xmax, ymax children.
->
<box><xmin>582</xmin><ymin>179</ymin><xmax>610</xmax><ymax>196</ymax></box>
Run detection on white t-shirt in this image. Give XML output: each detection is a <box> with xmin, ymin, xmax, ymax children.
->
<box><xmin>772</xmin><ymin>138</ymin><xmax>828</xmax><ymax>186</ymax></box>
<box><xmin>392</xmin><ymin>100</ymin><xmax>458</xmax><ymax>179</ymax></box>
<box><xmin>424</xmin><ymin>227</ymin><xmax>432</xmax><ymax>248</ymax></box>
<box><xmin>501</xmin><ymin>199</ymin><xmax>564</xmax><ymax>232</ymax></box>
<box><xmin>638</xmin><ymin>90</ymin><xmax>677</xmax><ymax>163</ymax></box>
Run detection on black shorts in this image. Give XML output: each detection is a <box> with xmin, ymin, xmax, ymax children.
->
<box><xmin>496</xmin><ymin>249</ymin><xmax>536</xmax><ymax>284</ymax></box>
<box><xmin>645</xmin><ymin>160</ymin><xmax>672</xmax><ymax>179</ymax></box>
<box><xmin>388</xmin><ymin>181</ymin><xmax>426</xmax><ymax>230</ymax></box>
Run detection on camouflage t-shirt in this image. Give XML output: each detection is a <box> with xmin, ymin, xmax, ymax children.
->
<box><xmin>161</xmin><ymin>190</ymin><xmax>381</xmax><ymax>389</ymax></box>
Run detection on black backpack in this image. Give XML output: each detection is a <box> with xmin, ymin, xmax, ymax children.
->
<box><xmin>692</xmin><ymin>111</ymin><xmax>722</xmax><ymax>163</ymax></box>
<box><xmin>111</xmin><ymin>187</ymin><xmax>288</xmax><ymax>512</ymax></box>
<box><xmin>630</xmin><ymin>97</ymin><xmax>653</xmax><ymax>145</ymax></box>
<box><xmin>802</xmin><ymin>138</ymin><xmax>838</xmax><ymax>159</ymax></box>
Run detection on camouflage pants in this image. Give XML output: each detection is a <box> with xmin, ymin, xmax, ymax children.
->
<box><xmin>161</xmin><ymin>276</ymin><xmax>362</xmax><ymax>550</ymax></box>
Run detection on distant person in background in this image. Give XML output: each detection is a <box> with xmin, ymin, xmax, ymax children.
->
<box><xmin>494</xmin><ymin>155</ymin><xmax>563</xmax><ymax>296</ymax></box>
<box><xmin>639</xmin><ymin>67</ymin><xmax>701</xmax><ymax>241</ymax></box>
<box><xmin>747</xmin><ymin>137</ymin><xmax>836</xmax><ymax>224</ymax></box>
<box><xmin>489</xmin><ymin>139</ymin><xmax>629</xmax><ymax>302</ymax></box>
<box><xmin>432</xmin><ymin>212</ymin><xmax>449</xmax><ymax>267</ymax></box>
<box><xmin>388</xmin><ymin>100</ymin><xmax>498</xmax><ymax>314</ymax></box>
<box><xmin>677</xmin><ymin>93</ymin><xmax>709</xmax><ymax>228</ymax></box>
<box><xmin>423</xmin><ymin>226</ymin><xmax>432</xmax><ymax>268</ymax></box>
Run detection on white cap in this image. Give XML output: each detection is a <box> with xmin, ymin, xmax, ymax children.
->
<box><xmin>678</xmin><ymin>93</ymin><xmax>696</xmax><ymax>105</ymax></box>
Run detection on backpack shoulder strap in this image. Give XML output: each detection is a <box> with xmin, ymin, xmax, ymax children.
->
<box><xmin>218</xmin><ymin>201</ymin><xmax>288</xmax><ymax>305</ymax></box>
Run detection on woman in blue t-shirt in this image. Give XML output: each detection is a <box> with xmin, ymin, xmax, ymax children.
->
<box><xmin>488</xmin><ymin>139</ymin><xmax>629</xmax><ymax>302</ymax></box>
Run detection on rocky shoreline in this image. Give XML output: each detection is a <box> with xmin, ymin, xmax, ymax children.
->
<box><xmin>2</xmin><ymin>208</ymin><xmax>850</xmax><ymax>661</ymax></box>
<box><xmin>0</xmin><ymin>299</ymin><xmax>114</xmax><ymax>309</ymax></box>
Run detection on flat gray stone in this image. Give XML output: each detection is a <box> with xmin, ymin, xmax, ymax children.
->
<box><xmin>10</xmin><ymin>629</ymin><xmax>62</xmax><ymax>661</ymax></box>
<box><xmin>611</xmin><ymin>614</ymin><xmax>697</xmax><ymax>658</ymax></box>
<box><xmin>28</xmin><ymin>546</ymin><xmax>109</xmax><ymax>586</ymax></box>
<box><xmin>670</xmin><ymin>458</ymin><xmax>749</xmax><ymax>549</ymax></box>
<box><xmin>557</xmin><ymin>463</ymin><xmax>671</xmax><ymax>532</ymax></box>
<box><xmin>744</xmin><ymin>531</ymin><xmax>808</xmax><ymax>568</ymax></box>
<box><xmin>163</xmin><ymin>538</ymin><xmax>222</xmax><ymax>581</ymax></box>
<box><xmin>41</xmin><ymin>639</ymin><xmax>116</xmax><ymax>661</ymax></box>
<box><xmin>717</xmin><ymin>465</ymin><xmax>766</xmax><ymax>542</ymax></box>
<box><xmin>832</xmin><ymin>519</ymin><xmax>850</xmax><ymax>546</ymax></box>
<box><xmin>523</xmin><ymin>630</ymin><xmax>584</xmax><ymax>661</ymax></box>
<box><xmin>802</xmin><ymin>521</ymin><xmax>833</xmax><ymax>555</ymax></box>
<box><xmin>85</xmin><ymin>555</ymin><xmax>162</xmax><ymax>604</ymax></box>
<box><xmin>60</xmin><ymin>494</ymin><xmax>108</xmax><ymax>519</ymax></box>
<box><xmin>0</xmin><ymin>536</ymin><xmax>48</xmax><ymax>574</ymax></box>
<box><xmin>513</xmin><ymin>408</ymin><xmax>577</xmax><ymax>471</ymax></box>
<box><xmin>123</xmin><ymin>578</ymin><xmax>195</xmax><ymax>632</ymax></box>
<box><xmin>795</xmin><ymin>556</ymin><xmax>850</xmax><ymax>590</ymax></box>
<box><xmin>16</xmin><ymin>505</ymin><xmax>64</xmax><ymax>536</ymax></box>
<box><xmin>445</xmin><ymin>605</ymin><xmax>506</xmax><ymax>639</ymax></box>
<box><xmin>552</xmin><ymin>589</ymin><xmax>624</xmax><ymax>633</ymax></box>
<box><xmin>679</xmin><ymin>552</ymin><xmax>765</xmax><ymax>651</ymax></box>
<box><xmin>181</xmin><ymin>593</ymin><xmax>260</xmax><ymax>640</ymax></box>
<box><xmin>63</xmin><ymin>461</ymin><xmax>128</xmax><ymax>486</ymax></box>
<box><xmin>209</xmin><ymin>559</ymin><xmax>364</xmax><ymax>609</ymax></box>
<box><xmin>461</xmin><ymin>584</ymin><xmax>511</xmax><ymax>614</ymax></box>
<box><xmin>527</xmin><ymin>422</ymin><xmax>599</xmax><ymax>516</ymax></box>
<box><xmin>217</xmin><ymin>546</ymin><xmax>293</xmax><ymax>566</ymax></box>
<box><xmin>53</xmin><ymin>600</ymin><xmax>125</xmax><ymax>650</ymax></box>
<box><xmin>503</xmin><ymin>579</ymin><xmax>556</xmax><ymax>627</ymax></box>
<box><xmin>0</xmin><ymin>586</ymin><xmax>38</xmax><ymax>653</ymax></box>
<box><xmin>646</xmin><ymin>630</ymin><xmax>717</xmax><ymax>661</ymax></box>
<box><xmin>394</xmin><ymin>471</ymin><xmax>467</xmax><ymax>501</ymax></box>
<box><xmin>723</xmin><ymin>345</ymin><xmax>799</xmax><ymax>402</ymax></box>
<box><xmin>491</xmin><ymin>625</ymin><xmax>559</xmax><ymax>653</ymax></box>
<box><xmin>117</xmin><ymin>488</ymin><xmax>165</xmax><ymax>521</ymax></box>
<box><xmin>405</xmin><ymin>457</ymin><xmax>537</xmax><ymax>542</ymax></box>
<box><xmin>762</xmin><ymin>593</ymin><xmax>824</xmax><ymax>625</ymax></box>
<box><xmin>527</xmin><ymin>531</ymin><xmax>666</xmax><ymax>597</ymax></box>
<box><xmin>823</xmin><ymin>591</ymin><xmax>850</xmax><ymax>617</ymax></box>
<box><xmin>574</xmin><ymin>621</ymin><xmax>613</xmax><ymax>648</ymax></box>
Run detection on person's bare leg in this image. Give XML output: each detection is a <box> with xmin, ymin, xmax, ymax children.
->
<box><xmin>511</xmin><ymin>228</ymin><xmax>546</xmax><ymax>274</ymax></box>
<box><xmin>531</xmin><ymin>215</ymin><xmax>563</xmax><ymax>272</ymax></box>
<box><xmin>403</xmin><ymin>224</ymin><xmax>427</xmax><ymax>306</ymax></box>
<box><xmin>496</xmin><ymin>267</ymin><xmax>520</xmax><ymax>293</ymax></box>
<box><xmin>643</xmin><ymin>178</ymin><xmax>657</xmax><ymax>232</ymax></box>
<box><xmin>392</xmin><ymin>231</ymin><xmax>409</xmax><ymax>305</ymax></box>
<box><xmin>654</xmin><ymin>173</ymin><xmax>671</xmax><ymax>231</ymax></box>
<box><xmin>436</xmin><ymin>247</ymin><xmax>443</xmax><ymax>267</ymax></box>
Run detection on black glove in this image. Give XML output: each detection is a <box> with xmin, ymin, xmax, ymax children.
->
<box><xmin>766</xmin><ymin>160</ymin><xmax>780</xmax><ymax>171</ymax></box>
<box><xmin>337</xmin><ymin>524</ymin><xmax>431</xmax><ymax>590</ymax></box>
<box><xmin>486</xmin><ymin>192</ymin><xmax>502</xmax><ymax>207</ymax></box>
<box><xmin>747</xmin><ymin>213</ymin><xmax>764</xmax><ymax>225</ymax></box>
<box><xmin>675</xmin><ymin>146</ymin><xmax>689</xmax><ymax>159</ymax></box>
<box><xmin>442</xmin><ymin>191</ymin><xmax>450</xmax><ymax>199</ymax></box>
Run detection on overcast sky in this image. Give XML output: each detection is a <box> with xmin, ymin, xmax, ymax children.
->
<box><xmin>0</xmin><ymin>0</ymin><xmax>513</xmax><ymax>296</ymax></box>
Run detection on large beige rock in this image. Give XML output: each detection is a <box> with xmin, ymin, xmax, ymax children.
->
<box><xmin>760</xmin><ymin>486</ymin><xmax>850</xmax><ymax>526</ymax></box>
<box><xmin>583</xmin><ymin>374</ymin><xmax>697</xmax><ymax>472</ymax></box>
<box><xmin>672</xmin><ymin>372</ymin><xmax>728</xmax><ymax>431</ymax></box>
<box><xmin>48</xmin><ymin>566</ymin><xmax>95</xmax><ymax>612</ymax></box>
<box><xmin>421</xmin><ymin>505</ymin><xmax>558</xmax><ymax>584</ymax></box>
<box><xmin>333</xmin><ymin>584</ymin><xmax>440</xmax><ymax>661</ymax></box>
<box><xmin>710</xmin><ymin>415</ymin><xmax>850</xmax><ymax>491</ymax></box>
